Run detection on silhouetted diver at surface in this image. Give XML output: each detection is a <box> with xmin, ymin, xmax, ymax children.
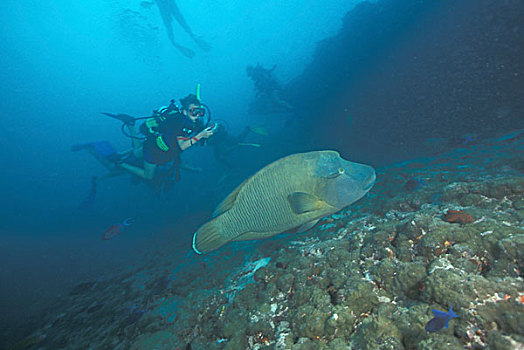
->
<box><xmin>153</xmin><ymin>0</ymin><xmax>211</xmax><ymax>58</ymax></box>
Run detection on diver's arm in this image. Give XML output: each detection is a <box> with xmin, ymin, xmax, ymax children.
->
<box><xmin>177</xmin><ymin>128</ymin><xmax>214</xmax><ymax>151</ymax></box>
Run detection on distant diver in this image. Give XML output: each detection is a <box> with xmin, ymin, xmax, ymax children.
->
<box><xmin>148</xmin><ymin>0</ymin><xmax>211</xmax><ymax>58</ymax></box>
<box><xmin>246</xmin><ymin>63</ymin><xmax>294</xmax><ymax>114</ymax></box>
<box><xmin>207</xmin><ymin>123</ymin><xmax>266</xmax><ymax>183</ymax></box>
<box><xmin>208</xmin><ymin>123</ymin><xmax>263</xmax><ymax>169</ymax></box>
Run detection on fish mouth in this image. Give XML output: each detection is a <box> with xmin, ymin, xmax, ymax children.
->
<box><xmin>363</xmin><ymin>172</ymin><xmax>376</xmax><ymax>192</ymax></box>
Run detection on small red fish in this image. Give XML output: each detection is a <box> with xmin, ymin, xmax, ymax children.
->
<box><xmin>102</xmin><ymin>218</ymin><xmax>133</xmax><ymax>240</ymax></box>
<box><xmin>443</xmin><ymin>210</ymin><xmax>474</xmax><ymax>224</ymax></box>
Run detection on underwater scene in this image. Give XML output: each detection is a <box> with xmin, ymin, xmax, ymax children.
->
<box><xmin>1</xmin><ymin>0</ymin><xmax>523</xmax><ymax>349</ymax></box>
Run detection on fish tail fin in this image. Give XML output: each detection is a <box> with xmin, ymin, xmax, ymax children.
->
<box><xmin>192</xmin><ymin>219</ymin><xmax>227</xmax><ymax>254</ymax></box>
<box><xmin>448</xmin><ymin>307</ymin><xmax>458</xmax><ymax>318</ymax></box>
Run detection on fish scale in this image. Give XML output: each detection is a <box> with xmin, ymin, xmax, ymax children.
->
<box><xmin>224</xmin><ymin>161</ymin><xmax>307</xmax><ymax>238</ymax></box>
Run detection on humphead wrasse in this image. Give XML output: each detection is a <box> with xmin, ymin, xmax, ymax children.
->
<box><xmin>193</xmin><ymin>150</ymin><xmax>376</xmax><ymax>254</ymax></box>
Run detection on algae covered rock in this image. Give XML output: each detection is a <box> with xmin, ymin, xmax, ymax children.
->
<box><xmin>222</xmin><ymin>308</ymin><xmax>247</xmax><ymax>338</ymax></box>
<box><xmin>224</xmin><ymin>334</ymin><xmax>248</xmax><ymax>350</ymax></box>
<box><xmin>487</xmin><ymin>330</ymin><xmax>524</xmax><ymax>350</ymax></box>
<box><xmin>290</xmin><ymin>338</ymin><xmax>319</xmax><ymax>350</ymax></box>
<box><xmin>326</xmin><ymin>268</ymin><xmax>347</xmax><ymax>289</ymax></box>
<box><xmin>495</xmin><ymin>234</ymin><xmax>524</xmax><ymax>263</ymax></box>
<box><xmin>310</xmin><ymin>286</ymin><xmax>332</xmax><ymax>309</ymax></box>
<box><xmin>421</xmin><ymin>260</ymin><xmax>493</xmax><ymax>308</ymax></box>
<box><xmin>348</xmin><ymin>314</ymin><xmax>403</xmax><ymax>350</ymax></box>
<box><xmin>417</xmin><ymin>335</ymin><xmax>464</xmax><ymax>350</ymax></box>
<box><xmin>292</xmin><ymin>304</ymin><xmax>330</xmax><ymax>339</ymax></box>
<box><xmin>277</xmin><ymin>273</ymin><xmax>295</xmax><ymax>293</ymax></box>
<box><xmin>339</xmin><ymin>277</ymin><xmax>379</xmax><ymax>315</ymax></box>
<box><xmin>324</xmin><ymin>304</ymin><xmax>356</xmax><ymax>338</ymax></box>
<box><xmin>130</xmin><ymin>330</ymin><xmax>176</xmax><ymax>350</ymax></box>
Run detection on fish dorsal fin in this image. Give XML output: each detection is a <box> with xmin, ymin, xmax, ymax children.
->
<box><xmin>432</xmin><ymin>309</ymin><xmax>450</xmax><ymax>318</ymax></box>
<box><xmin>213</xmin><ymin>178</ymin><xmax>249</xmax><ymax>217</ymax></box>
<box><xmin>288</xmin><ymin>192</ymin><xmax>325</xmax><ymax>214</ymax></box>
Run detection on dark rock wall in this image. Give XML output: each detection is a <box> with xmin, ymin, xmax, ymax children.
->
<box><xmin>288</xmin><ymin>0</ymin><xmax>524</xmax><ymax>165</ymax></box>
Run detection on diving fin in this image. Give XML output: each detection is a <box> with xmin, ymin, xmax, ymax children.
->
<box><xmin>247</xmin><ymin>126</ymin><xmax>269</xmax><ymax>136</ymax></box>
<box><xmin>238</xmin><ymin>142</ymin><xmax>261</xmax><ymax>148</ymax></box>
<box><xmin>194</xmin><ymin>36</ymin><xmax>212</xmax><ymax>52</ymax></box>
<box><xmin>101</xmin><ymin>112</ymin><xmax>136</xmax><ymax>125</ymax></box>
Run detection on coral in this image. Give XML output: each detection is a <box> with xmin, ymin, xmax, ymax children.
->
<box><xmin>292</xmin><ymin>304</ymin><xmax>330</xmax><ymax>339</ymax></box>
<box><xmin>9</xmin><ymin>126</ymin><xmax>524</xmax><ymax>350</ymax></box>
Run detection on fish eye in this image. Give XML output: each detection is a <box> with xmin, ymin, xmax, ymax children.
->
<box><xmin>327</xmin><ymin>167</ymin><xmax>345</xmax><ymax>179</ymax></box>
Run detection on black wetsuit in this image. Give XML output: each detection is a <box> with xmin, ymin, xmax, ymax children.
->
<box><xmin>208</xmin><ymin>124</ymin><xmax>250</xmax><ymax>169</ymax></box>
<box><xmin>141</xmin><ymin>112</ymin><xmax>204</xmax><ymax>165</ymax></box>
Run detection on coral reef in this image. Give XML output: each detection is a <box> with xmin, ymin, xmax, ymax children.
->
<box><xmin>5</xmin><ymin>133</ymin><xmax>524</xmax><ymax>349</ymax></box>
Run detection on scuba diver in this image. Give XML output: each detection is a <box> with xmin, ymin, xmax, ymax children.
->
<box><xmin>113</xmin><ymin>94</ymin><xmax>214</xmax><ymax>182</ymax></box>
<box><xmin>207</xmin><ymin>123</ymin><xmax>267</xmax><ymax>183</ymax></box>
<box><xmin>246</xmin><ymin>63</ymin><xmax>294</xmax><ymax>113</ymax></box>
<box><xmin>145</xmin><ymin>0</ymin><xmax>211</xmax><ymax>58</ymax></box>
<box><xmin>73</xmin><ymin>92</ymin><xmax>215</xmax><ymax>202</ymax></box>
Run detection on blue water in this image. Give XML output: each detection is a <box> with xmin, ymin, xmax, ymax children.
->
<box><xmin>0</xmin><ymin>0</ymin><xmax>522</xmax><ymax>346</ymax></box>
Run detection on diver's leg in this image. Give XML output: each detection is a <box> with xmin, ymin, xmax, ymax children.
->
<box><xmin>172</xmin><ymin>42</ymin><xmax>196</xmax><ymax>59</ymax></box>
<box><xmin>143</xmin><ymin>162</ymin><xmax>157</xmax><ymax>180</ymax></box>
<box><xmin>97</xmin><ymin>170</ymin><xmax>126</xmax><ymax>182</ymax></box>
<box><xmin>79</xmin><ymin>176</ymin><xmax>98</xmax><ymax>209</ymax></box>
<box><xmin>214</xmin><ymin>148</ymin><xmax>234</xmax><ymax>169</ymax></box>
<box><xmin>157</xmin><ymin>1</ymin><xmax>195</xmax><ymax>58</ymax></box>
<box><xmin>237</xmin><ymin>127</ymin><xmax>251</xmax><ymax>142</ymax></box>
<box><xmin>119</xmin><ymin>161</ymin><xmax>157</xmax><ymax>180</ymax></box>
<box><xmin>168</xmin><ymin>0</ymin><xmax>211</xmax><ymax>51</ymax></box>
<box><xmin>168</xmin><ymin>0</ymin><xmax>196</xmax><ymax>38</ymax></box>
<box><xmin>179</xmin><ymin>162</ymin><xmax>202</xmax><ymax>172</ymax></box>
<box><xmin>273</xmin><ymin>90</ymin><xmax>294</xmax><ymax>110</ymax></box>
<box><xmin>125</xmin><ymin>124</ymin><xmax>143</xmax><ymax>158</ymax></box>
<box><xmin>81</xmin><ymin>143</ymin><xmax>117</xmax><ymax>170</ymax></box>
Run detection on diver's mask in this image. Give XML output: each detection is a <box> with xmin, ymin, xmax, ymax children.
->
<box><xmin>189</xmin><ymin>106</ymin><xmax>205</xmax><ymax>117</ymax></box>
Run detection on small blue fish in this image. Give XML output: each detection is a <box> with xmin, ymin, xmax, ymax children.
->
<box><xmin>426</xmin><ymin>307</ymin><xmax>458</xmax><ymax>332</ymax></box>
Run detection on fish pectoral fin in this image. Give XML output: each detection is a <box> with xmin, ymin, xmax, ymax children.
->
<box><xmin>296</xmin><ymin>219</ymin><xmax>320</xmax><ymax>233</ymax></box>
<box><xmin>288</xmin><ymin>192</ymin><xmax>325</xmax><ymax>214</ymax></box>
